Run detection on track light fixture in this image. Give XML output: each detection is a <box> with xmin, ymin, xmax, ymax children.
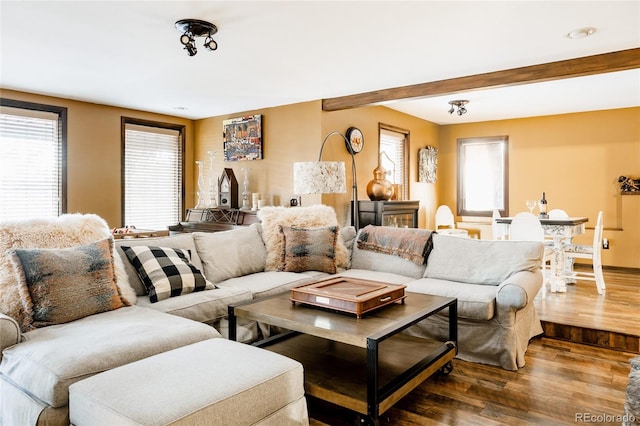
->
<box><xmin>175</xmin><ymin>19</ymin><xmax>218</xmax><ymax>57</ymax></box>
<box><xmin>448</xmin><ymin>100</ymin><xmax>469</xmax><ymax>116</ymax></box>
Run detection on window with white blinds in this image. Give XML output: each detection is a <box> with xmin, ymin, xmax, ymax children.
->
<box><xmin>379</xmin><ymin>125</ymin><xmax>408</xmax><ymax>200</ymax></box>
<box><xmin>123</xmin><ymin>120</ymin><xmax>183</xmax><ymax>230</ymax></box>
<box><xmin>0</xmin><ymin>101</ymin><xmax>66</xmax><ymax>221</ymax></box>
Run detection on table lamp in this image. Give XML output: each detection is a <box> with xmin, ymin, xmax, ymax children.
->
<box><xmin>293</xmin><ymin>131</ymin><xmax>359</xmax><ymax>229</ymax></box>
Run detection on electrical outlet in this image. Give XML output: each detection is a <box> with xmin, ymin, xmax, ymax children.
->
<box><xmin>289</xmin><ymin>196</ymin><xmax>301</xmax><ymax>207</ymax></box>
<box><xmin>602</xmin><ymin>238</ymin><xmax>609</xmax><ymax>249</ymax></box>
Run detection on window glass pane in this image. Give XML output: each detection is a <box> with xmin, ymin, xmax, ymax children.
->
<box><xmin>457</xmin><ymin>137</ymin><xmax>508</xmax><ymax>216</ymax></box>
<box><xmin>124</xmin><ymin>122</ymin><xmax>182</xmax><ymax>229</ymax></box>
<box><xmin>0</xmin><ymin>105</ymin><xmax>63</xmax><ymax>221</ymax></box>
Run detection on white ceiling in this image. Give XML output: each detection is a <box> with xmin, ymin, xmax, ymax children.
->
<box><xmin>1</xmin><ymin>1</ymin><xmax>638</xmax><ymax>124</ymax></box>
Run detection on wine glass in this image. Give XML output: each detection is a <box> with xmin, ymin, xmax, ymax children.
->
<box><xmin>525</xmin><ymin>199</ymin><xmax>537</xmax><ymax>214</ymax></box>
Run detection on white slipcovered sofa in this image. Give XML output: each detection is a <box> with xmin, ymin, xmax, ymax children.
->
<box><xmin>0</xmin><ymin>206</ymin><xmax>544</xmax><ymax>425</ymax></box>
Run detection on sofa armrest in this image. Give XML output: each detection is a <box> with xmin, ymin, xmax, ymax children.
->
<box><xmin>0</xmin><ymin>313</ymin><xmax>21</xmax><ymax>362</ymax></box>
<box><xmin>495</xmin><ymin>270</ymin><xmax>543</xmax><ymax>326</ymax></box>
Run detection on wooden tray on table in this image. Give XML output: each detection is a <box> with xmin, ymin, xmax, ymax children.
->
<box><xmin>290</xmin><ymin>276</ymin><xmax>406</xmax><ymax>318</ymax></box>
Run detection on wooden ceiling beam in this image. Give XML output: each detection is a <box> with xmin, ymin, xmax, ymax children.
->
<box><xmin>321</xmin><ymin>48</ymin><xmax>640</xmax><ymax>111</ymax></box>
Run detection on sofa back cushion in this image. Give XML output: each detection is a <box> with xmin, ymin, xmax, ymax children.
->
<box><xmin>350</xmin><ymin>228</ymin><xmax>427</xmax><ymax>279</ymax></box>
<box><xmin>115</xmin><ymin>233</ymin><xmax>203</xmax><ymax>296</ymax></box>
<box><xmin>192</xmin><ymin>224</ymin><xmax>266</xmax><ymax>284</ymax></box>
<box><xmin>424</xmin><ymin>234</ymin><xmax>543</xmax><ymax>285</ymax></box>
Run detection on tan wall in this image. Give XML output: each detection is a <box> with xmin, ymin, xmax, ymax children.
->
<box><xmin>194</xmin><ymin>101</ymin><xmax>323</xmax><ymax>210</ymax></box>
<box><xmin>439</xmin><ymin>107</ymin><xmax>640</xmax><ymax>268</ymax></box>
<box><xmin>1</xmin><ymin>89</ymin><xmax>195</xmax><ymax>228</ymax></box>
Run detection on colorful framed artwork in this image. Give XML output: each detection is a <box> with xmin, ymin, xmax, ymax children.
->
<box><xmin>223</xmin><ymin>114</ymin><xmax>262</xmax><ymax>161</ymax></box>
<box><xmin>418</xmin><ymin>146</ymin><xmax>438</xmax><ymax>183</ymax></box>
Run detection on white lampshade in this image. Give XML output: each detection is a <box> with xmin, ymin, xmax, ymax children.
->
<box><xmin>293</xmin><ymin>161</ymin><xmax>347</xmax><ymax>194</ymax></box>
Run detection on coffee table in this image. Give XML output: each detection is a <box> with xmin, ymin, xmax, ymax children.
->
<box><xmin>229</xmin><ymin>290</ymin><xmax>457</xmax><ymax>424</ymax></box>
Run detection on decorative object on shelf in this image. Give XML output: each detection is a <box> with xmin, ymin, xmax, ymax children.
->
<box><xmin>223</xmin><ymin>115</ymin><xmax>262</xmax><ymax>161</ymax></box>
<box><xmin>240</xmin><ymin>168</ymin><xmax>251</xmax><ymax>210</ymax></box>
<box><xmin>619</xmin><ymin>175</ymin><xmax>640</xmax><ymax>193</ymax></box>
<box><xmin>175</xmin><ymin>19</ymin><xmax>218</xmax><ymax>57</ymax></box>
<box><xmin>195</xmin><ymin>161</ymin><xmax>207</xmax><ymax>208</ymax></box>
<box><xmin>218</xmin><ymin>168</ymin><xmax>238</xmax><ymax>208</ymax></box>
<box><xmin>345</xmin><ymin>127</ymin><xmax>364</xmax><ymax>154</ymax></box>
<box><xmin>366</xmin><ymin>153</ymin><xmax>394</xmax><ymax>201</ymax></box>
<box><xmin>538</xmin><ymin>192</ymin><xmax>548</xmax><ymax>218</ymax></box>
<box><xmin>418</xmin><ymin>146</ymin><xmax>438</xmax><ymax>183</ymax></box>
<box><xmin>447</xmin><ymin>100</ymin><xmax>469</xmax><ymax>116</ymax></box>
<box><xmin>293</xmin><ymin>131</ymin><xmax>359</xmax><ymax>229</ymax></box>
<box><xmin>207</xmin><ymin>150</ymin><xmax>218</xmax><ymax>208</ymax></box>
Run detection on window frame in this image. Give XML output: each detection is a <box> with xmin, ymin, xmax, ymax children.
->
<box><xmin>456</xmin><ymin>135</ymin><xmax>509</xmax><ymax>217</ymax></box>
<box><xmin>378</xmin><ymin>123</ymin><xmax>410</xmax><ymax>201</ymax></box>
<box><xmin>0</xmin><ymin>98</ymin><xmax>67</xmax><ymax>218</ymax></box>
<box><xmin>121</xmin><ymin>117</ymin><xmax>185</xmax><ymax>228</ymax></box>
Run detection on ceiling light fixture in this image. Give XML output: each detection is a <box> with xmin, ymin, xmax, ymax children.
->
<box><xmin>565</xmin><ymin>27</ymin><xmax>597</xmax><ymax>39</ymax></box>
<box><xmin>448</xmin><ymin>100</ymin><xmax>469</xmax><ymax>116</ymax></box>
<box><xmin>175</xmin><ymin>19</ymin><xmax>218</xmax><ymax>57</ymax></box>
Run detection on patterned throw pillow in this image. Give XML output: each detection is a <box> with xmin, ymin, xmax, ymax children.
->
<box><xmin>279</xmin><ymin>225</ymin><xmax>338</xmax><ymax>274</ymax></box>
<box><xmin>121</xmin><ymin>246</ymin><xmax>215</xmax><ymax>303</ymax></box>
<box><xmin>8</xmin><ymin>238</ymin><xmax>128</xmax><ymax>331</ymax></box>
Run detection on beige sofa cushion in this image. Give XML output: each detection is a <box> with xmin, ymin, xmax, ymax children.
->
<box><xmin>69</xmin><ymin>339</ymin><xmax>308</xmax><ymax>426</ymax></box>
<box><xmin>0</xmin><ymin>306</ymin><xmax>219</xmax><ymax>408</ymax></box>
<box><xmin>406</xmin><ymin>278</ymin><xmax>497</xmax><ymax>320</ymax></box>
<box><xmin>217</xmin><ymin>271</ymin><xmax>324</xmax><ymax>299</ymax></box>
<box><xmin>115</xmin><ymin>233</ymin><xmax>203</xmax><ymax>296</ymax></box>
<box><xmin>192</xmin><ymin>224</ymin><xmax>266</xmax><ymax>284</ymax></box>
<box><xmin>424</xmin><ymin>234</ymin><xmax>543</xmax><ymax>285</ymax></box>
<box><xmin>136</xmin><ymin>285</ymin><xmax>252</xmax><ymax>325</ymax></box>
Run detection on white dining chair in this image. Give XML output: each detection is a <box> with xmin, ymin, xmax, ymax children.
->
<box><xmin>435</xmin><ymin>205</ymin><xmax>468</xmax><ymax>237</ymax></box>
<box><xmin>509</xmin><ymin>212</ymin><xmax>555</xmax><ymax>297</ymax></box>
<box><xmin>561</xmin><ymin>211</ymin><xmax>606</xmax><ymax>295</ymax></box>
<box><xmin>548</xmin><ymin>209</ymin><xmax>569</xmax><ymax>218</ymax></box>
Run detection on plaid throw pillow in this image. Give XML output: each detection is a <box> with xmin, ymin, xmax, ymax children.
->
<box><xmin>279</xmin><ymin>225</ymin><xmax>338</xmax><ymax>274</ymax></box>
<box><xmin>121</xmin><ymin>246</ymin><xmax>215</xmax><ymax>303</ymax></box>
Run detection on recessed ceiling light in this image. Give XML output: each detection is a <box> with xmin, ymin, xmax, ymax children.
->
<box><xmin>565</xmin><ymin>27</ymin><xmax>597</xmax><ymax>39</ymax></box>
<box><xmin>172</xmin><ymin>106</ymin><xmax>188</xmax><ymax>111</ymax></box>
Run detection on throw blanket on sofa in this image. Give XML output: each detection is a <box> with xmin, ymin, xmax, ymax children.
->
<box><xmin>356</xmin><ymin>225</ymin><xmax>434</xmax><ymax>265</ymax></box>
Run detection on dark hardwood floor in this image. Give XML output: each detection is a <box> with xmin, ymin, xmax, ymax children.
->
<box><xmin>309</xmin><ymin>267</ymin><xmax>639</xmax><ymax>425</ymax></box>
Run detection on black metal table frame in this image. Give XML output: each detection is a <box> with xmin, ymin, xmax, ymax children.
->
<box><xmin>229</xmin><ymin>296</ymin><xmax>458</xmax><ymax>424</ymax></box>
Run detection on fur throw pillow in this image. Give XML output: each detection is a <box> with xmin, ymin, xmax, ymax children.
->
<box><xmin>0</xmin><ymin>214</ymin><xmax>136</xmax><ymax>331</ymax></box>
<box><xmin>257</xmin><ymin>205</ymin><xmax>349</xmax><ymax>271</ymax></box>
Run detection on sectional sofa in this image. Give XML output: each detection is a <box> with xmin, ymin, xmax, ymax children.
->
<box><xmin>0</xmin><ymin>206</ymin><xmax>544</xmax><ymax>425</ymax></box>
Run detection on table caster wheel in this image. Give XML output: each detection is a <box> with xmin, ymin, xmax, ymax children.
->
<box><xmin>439</xmin><ymin>361</ymin><xmax>453</xmax><ymax>375</ymax></box>
<box><xmin>356</xmin><ymin>415</ymin><xmax>380</xmax><ymax>426</ymax></box>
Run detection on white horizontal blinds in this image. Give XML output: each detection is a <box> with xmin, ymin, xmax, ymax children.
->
<box><xmin>0</xmin><ymin>106</ymin><xmax>61</xmax><ymax>221</ymax></box>
<box><xmin>124</xmin><ymin>123</ymin><xmax>181</xmax><ymax>229</ymax></box>
<box><xmin>379</xmin><ymin>128</ymin><xmax>405</xmax><ymax>186</ymax></box>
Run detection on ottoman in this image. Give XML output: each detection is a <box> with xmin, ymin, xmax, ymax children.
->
<box><xmin>69</xmin><ymin>339</ymin><xmax>309</xmax><ymax>426</ymax></box>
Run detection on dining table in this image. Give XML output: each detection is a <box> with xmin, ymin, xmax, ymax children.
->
<box><xmin>494</xmin><ymin>216</ymin><xmax>588</xmax><ymax>292</ymax></box>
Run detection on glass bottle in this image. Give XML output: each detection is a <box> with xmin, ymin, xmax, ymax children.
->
<box><xmin>538</xmin><ymin>192</ymin><xmax>548</xmax><ymax>218</ymax></box>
